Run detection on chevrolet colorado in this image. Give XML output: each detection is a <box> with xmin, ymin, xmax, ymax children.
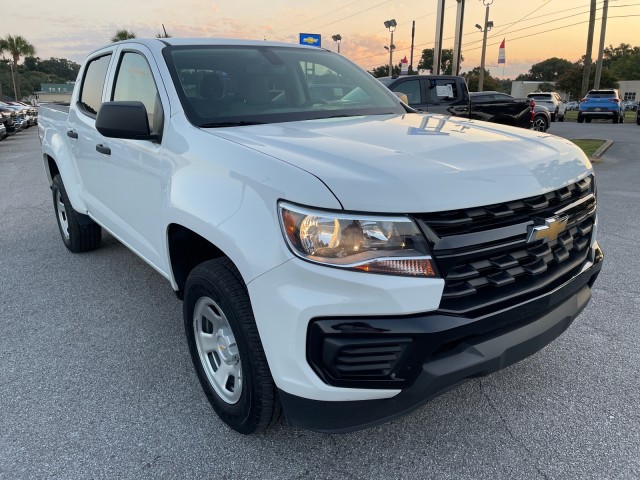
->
<box><xmin>39</xmin><ymin>38</ymin><xmax>603</xmax><ymax>434</ymax></box>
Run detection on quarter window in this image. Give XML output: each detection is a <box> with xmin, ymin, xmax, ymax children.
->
<box><xmin>78</xmin><ymin>54</ymin><xmax>112</xmax><ymax>117</ymax></box>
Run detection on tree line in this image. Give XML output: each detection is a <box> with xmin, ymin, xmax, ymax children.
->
<box><xmin>370</xmin><ymin>43</ymin><xmax>640</xmax><ymax>98</ymax></box>
<box><xmin>0</xmin><ymin>29</ymin><xmax>167</xmax><ymax>101</ymax></box>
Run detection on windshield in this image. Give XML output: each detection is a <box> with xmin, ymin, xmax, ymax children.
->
<box><xmin>163</xmin><ymin>45</ymin><xmax>404</xmax><ymax>127</ymax></box>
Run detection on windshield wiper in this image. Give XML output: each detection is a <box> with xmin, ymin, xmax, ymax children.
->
<box><xmin>198</xmin><ymin>121</ymin><xmax>265</xmax><ymax>128</ymax></box>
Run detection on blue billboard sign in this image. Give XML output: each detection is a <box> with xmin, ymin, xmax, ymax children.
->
<box><xmin>299</xmin><ymin>33</ymin><xmax>321</xmax><ymax>47</ymax></box>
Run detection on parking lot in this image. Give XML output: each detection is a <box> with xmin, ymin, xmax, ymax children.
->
<box><xmin>1</xmin><ymin>125</ymin><xmax>639</xmax><ymax>479</ymax></box>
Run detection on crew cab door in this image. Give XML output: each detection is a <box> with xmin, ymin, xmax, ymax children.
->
<box><xmin>68</xmin><ymin>51</ymin><xmax>115</xmax><ymax>210</ymax></box>
<box><xmin>90</xmin><ymin>46</ymin><xmax>171</xmax><ymax>272</ymax></box>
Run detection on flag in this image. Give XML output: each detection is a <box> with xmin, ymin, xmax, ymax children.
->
<box><xmin>498</xmin><ymin>38</ymin><xmax>506</xmax><ymax>64</ymax></box>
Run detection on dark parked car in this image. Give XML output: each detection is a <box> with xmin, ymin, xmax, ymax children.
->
<box><xmin>468</xmin><ymin>91</ymin><xmax>536</xmax><ymax>130</ymax></box>
<box><xmin>578</xmin><ymin>89</ymin><xmax>624</xmax><ymax>123</ymax></box>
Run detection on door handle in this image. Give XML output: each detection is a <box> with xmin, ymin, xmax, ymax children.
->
<box><xmin>67</xmin><ymin>129</ymin><xmax>78</xmax><ymax>139</ymax></box>
<box><xmin>96</xmin><ymin>144</ymin><xmax>111</xmax><ymax>155</ymax></box>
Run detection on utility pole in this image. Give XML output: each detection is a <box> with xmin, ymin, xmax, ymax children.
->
<box><xmin>477</xmin><ymin>1</ymin><xmax>493</xmax><ymax>92</ymax></box>
<box><xmin>581</xmin><ymin>0</ymin><xmax>597</xmax><ymax>97</ymax></box>
<box><xmin>593</xmin><ymin>0</ymin><xmax>609</xmax><ymax>89</ymax></box>
<box><xmin>410</xmin><ymin>21</ymin><xmax>415</xmax><ymax>74</ymax></box>
<box><xmin>452</xmin><ymin>0</ymin><xmax>466</xmax><ymax>76</ymax></box>
<box><xmin>433</xmin><ymin>0</ymin><xmax>446</xmax><ymax>75</ymax></box>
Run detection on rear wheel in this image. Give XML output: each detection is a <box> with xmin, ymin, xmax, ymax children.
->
<box><xmin>52</xmin><ymin>175</ymin><xmax>101</xmax><ymax>253</ymax></box>
<box><xmin>532</xmin><ymin>115</ymin><xmax>548</xmax><ymax>132</ymax></box>
<box><xmin>585</xmin><ymin>118</ymin><xmax>592</xmax><ymax>123</ymax></box>
<box><xmin>183</xmin><ymin>258</ymin><xmax>281</xmax><ymax>434</ymax></box>
<box><xmin>577</xmin><ymin>113</ymin><xmax>584</xmax><ymax>123</ymax></box>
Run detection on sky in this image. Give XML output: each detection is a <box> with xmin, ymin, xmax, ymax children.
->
<box><xmin>5</xmin><ymin>0</ymin><xmax>640</xmax><ymax>79</ymax></box>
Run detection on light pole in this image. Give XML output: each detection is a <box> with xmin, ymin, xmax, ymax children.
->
<box><xmin>475</xmin><ymin>0</ymin><xmax>493</xmax><ymax>92</ymax></box>
<box><xmin>332</xmin><ymin>34</ymin><xmax>342</xmax><ymax>54</ymax></box>
<box><xmin>384</xmin><ymin>19</ymin><xmax>397</xmax><ymax>77</ymax></box>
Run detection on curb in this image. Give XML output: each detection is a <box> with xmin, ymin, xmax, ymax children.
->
<box><xmin>592</xmin><ymin>140</ymin><xmax>613</xmax><ymax>160</ymax></box>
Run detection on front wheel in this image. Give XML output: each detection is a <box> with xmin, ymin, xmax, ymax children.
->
<box><xmin>613</xmin><ymin>114</ymin><xmax>619</xmax><ymax>124</ymax></box>
<box><xmin>183</xmin><ymin>258</ymin><xmax>281</xmax><ymax>434</ymax></box>
<box><xmin>52</xmin><ymin>175</ymin><xmax>101</xmax><ymax>253</ymax></box>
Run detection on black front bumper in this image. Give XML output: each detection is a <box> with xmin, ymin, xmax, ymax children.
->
<box><xmin>280</xmin><ymin>244</ymin><xmax>603</xmax><ymax>433</ymax></box>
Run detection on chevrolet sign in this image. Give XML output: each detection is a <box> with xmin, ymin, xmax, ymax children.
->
<box><xmin>300</xmin><ymin>33</ymin><xmax>321</xmax><ymax>47</ymax></box>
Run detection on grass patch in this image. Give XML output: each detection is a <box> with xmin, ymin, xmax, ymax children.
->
<box><xmin>570</xmin><ymin>139</ymin><xmax>606</xmax><ymax>157</ymax></box>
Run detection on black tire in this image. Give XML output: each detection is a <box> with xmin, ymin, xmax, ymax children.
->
<box><xmin>52</xmin><ymin>174</ymin><xmax>101</xmax><ymax>253</ymax></box>
<box><xmin>532</xmin><ymin>115</ymin><xmax>548</xmax><ymax>132</ymax></box>
<box><xmin>577</xmin><ymin>114</ymin><xmax>584</xmax><ymax>124</ymax></box>
<box><xmin>613</xmin><ymin>114</ymin><xmax>619</xmax><ymax>124</ymax></box>
<box><xmin>585</xmin><ymin>118</ymin><xmax>592</xmax><ymax>123</ymax></box>
<box><xmin>551</xmin><ymin>112</ymin><xmax>556</xmax><ymax>122</ymax></box>
<box><xmin>183</xmin><ymin>258</ymin><xmax>281</xmax><ymax>434</ymax></box>
<box><xmin>636</xmin><ymin>114</ymin><xmax>640</xmax><ymax>125</ymax></box>
<box><xmin>558</xmin><ymin>114</ymin><xmax>565</xmax><ymax>122</ymax></box>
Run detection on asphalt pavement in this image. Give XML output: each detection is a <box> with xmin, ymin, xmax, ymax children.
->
<box><xmin>1</xmin><ymin>125</ymin><xmax>639</xmax><ymax>479</ymax></box>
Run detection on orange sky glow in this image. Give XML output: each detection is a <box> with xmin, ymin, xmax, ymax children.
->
<box><xmin>4</xmin><ymin>0</ymin><xmax>640</xmax><ymax>79</ymax></box>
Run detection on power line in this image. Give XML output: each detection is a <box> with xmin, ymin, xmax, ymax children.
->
<box><xmin>270</xmin><ymin>0</ymin><xmax>369</xmax><ymax>35</ymax></box>
<box><xmin>361</xmin><ymin>13</ymin><xmax>640</xmax><ymax>70</ymax></box>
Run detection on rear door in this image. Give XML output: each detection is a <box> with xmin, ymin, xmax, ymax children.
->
<box><xmin>68</xmin><ymin>49</ymin><xmax>116</xmax><ymax>210</ymax></box>
<box><xmin>423</xmin><ymin>77</ymin><xmax>469</xmax><ymax>116</ymax></box>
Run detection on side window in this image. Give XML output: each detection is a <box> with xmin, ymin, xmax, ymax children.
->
<box><xmin>425</xmin><ymin>79</ymin><xmax>459</xmax><ymax>104</ymax></box>
<box><xmin>78</xmin><ymin>54</ymin><xmax>112</xmax><ymax>117</ymax></box>
<box><xmin>391</xmin><ymin>79</ymin><xmax>422</xmax><ymax>106</ymax></box>
<box><xmin>112</xmin><ymin>52</ymin><xmax>161</xmax><ymax>133</ymax></box>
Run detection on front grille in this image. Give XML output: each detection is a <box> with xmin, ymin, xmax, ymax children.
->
<box><xmin>415</xmin><ymin>176</ymin><xmax>596</xmax><ymax>316</ymax></box>
<box><xmin>414</xmin><ymin>176</ymin><xmax>593</xmax><ymax>237</ymax></box>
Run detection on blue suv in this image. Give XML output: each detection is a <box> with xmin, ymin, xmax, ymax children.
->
<box><xmin>578</xmin><ymin>89</ymin><xmax>624</xmax><ymax>124</ymax></box>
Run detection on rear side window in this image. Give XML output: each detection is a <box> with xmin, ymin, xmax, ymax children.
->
<box><xmin>425</xmin><ymin>78</ymin><xmax>460</xmax><ymax>104</ymax></box>
<box><xmin>78</xmin><ymin>54</ymin><xmax>112</xmax><ymax>117</ymax></box>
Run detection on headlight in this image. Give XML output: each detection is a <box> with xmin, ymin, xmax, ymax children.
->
<box><xmin>279</xmin><ymin>202</ymin><xmax>437</xmax><ymax>277</ymax></box>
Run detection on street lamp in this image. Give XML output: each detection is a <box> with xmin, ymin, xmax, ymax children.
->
<box><xmin>384</xmin><ymin>19</ymin><xmax>397</xmax><ymax>77</ymax></box>
<box><xmin>475</xmin><ymin>1</ymin><xmax>493</xmax><ymax>92</ymax></box>
<box><xmin>332</xmin><ymin>34</ymin><xmax>342</xmax><ymax>54</ymax></box>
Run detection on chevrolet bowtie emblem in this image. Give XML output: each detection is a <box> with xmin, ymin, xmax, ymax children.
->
<box><xmin>526</xmin><ymin>215</ymin><xmax>569</xmax><ymax>244</ymax></box>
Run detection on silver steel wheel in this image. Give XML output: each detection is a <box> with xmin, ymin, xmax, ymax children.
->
<box><xmin>55</xmin><ymin>188</ymin><xmax>70</xmax><ymax>240</ymax></box>
<box><xmin>193</xmin><ymin>296</ymin><xmax>242</xmax><ymax>404</ymax></box>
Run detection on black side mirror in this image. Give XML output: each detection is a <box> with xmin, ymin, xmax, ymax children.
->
<box><xmin>95</xmin><ymin>101</ymin><xmax>159</xmax><ymax>142</ymax></box>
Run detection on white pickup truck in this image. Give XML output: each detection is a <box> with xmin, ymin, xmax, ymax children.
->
<box><xmin>39</xmin><ymin>38</ymin><xmax>603</xmax><ymax>434</ymax></box>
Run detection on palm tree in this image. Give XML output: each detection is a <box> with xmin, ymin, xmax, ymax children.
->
<box><xmin>111</xmin><ymin>29</ymin><xmax>137</xmax><ymax>43</ymax></box>
<box><xmin>0</xmin><ymin>35</ymin><xmax>36</xmax><ymax>100</ymax></box>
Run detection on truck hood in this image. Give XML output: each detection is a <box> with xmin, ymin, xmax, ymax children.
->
<box><xmin>205</xmin><ymin>114</ymin><xmax>592</xmax><ymax>213</ymax></box>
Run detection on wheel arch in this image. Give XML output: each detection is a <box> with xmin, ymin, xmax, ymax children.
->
<box><xmin>167</xmin><ymin>223</ymin><xmax>230</xmax><ymax>299</ymax></box>
<box><xmin>44</xmin><ymin>154</ymin><xmax>60</xmax><ymax>186</ymax></box>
